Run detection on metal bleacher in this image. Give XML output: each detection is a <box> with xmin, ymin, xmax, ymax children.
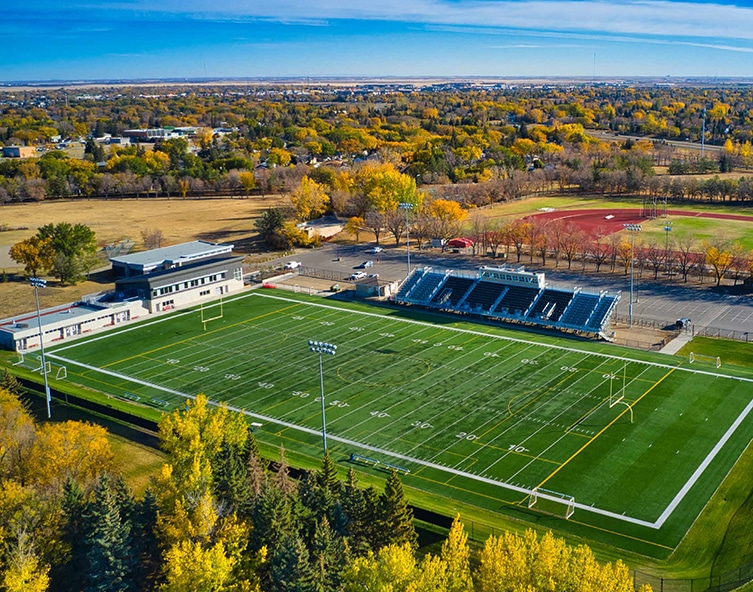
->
<box><xmin>396</xmin><ymin>269</ymin><xmax>425</xmax><ymax>299</ymax></box>
<box><xmin>393</xmin><ymin>266</ymin><xmax>618</xmax><ymax>339</ymax></box>
<box><xmin>463</xmin><ymin>281</ymin><xmax>507</xmax><ymax>312</ymax></box>
<box><xmin>560</xmin><ymin>293</ymin><xmax>600</xmax><ymax>327</ymax></box>
<box><xmin>527</xmin><ymin>289</ymin><xmax>573</xmax><ymax>322</ymax></box>
<box><xmin>495</xmin><ymin>286</ymin><xmax>540</xmax><ymax>317</ymax></box>
<box><xmin>431</xmin><ymin>275</ymin><xmax>477</xmax><ymax>307</ymax></box>
<box><xmin>586</xmin><ymin>294</ymin><xmax>620</xmax><ymax>330</ymax></box>
<box><xmin>406</xmin><ymin>271</ymin><xmax>446</xmax><ymax>303</ymax></box>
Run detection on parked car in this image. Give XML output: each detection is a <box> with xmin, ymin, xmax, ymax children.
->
<box><xmin>369</xmin><ymin>246</ymin><xmax>384</xmax><ymax>253</ymax></box>
<box><xmin>348</xmin><ymin>271</ymin><xmax>368</xmax><ymax>280</ymax></box>
<box><xmin>284</xmin><ymin>261</ymin><xmax>302</xmax><ymax>270</ymax></box>
<box><xmin>368</xmin><ymin>273</ymin><xmax>379</xmax><ymax>279</ymax></box>
<box><xmin>361</xmin><ymin>260</ymin><xmax>374</xmax><ymax>268</ymax></box>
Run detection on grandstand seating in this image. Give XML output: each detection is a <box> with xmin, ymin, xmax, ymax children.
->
<box><xmin>586</xmin><ymin>295</ymin><xmax>619</xmax><ymax>329</ymax></box>
<box><xmin>463</xmin><ymin>281</ymin><xmax>507</xmax><ymax>312</ymax></box>
<box><xmin>393</xmin><ymin>267</ymin><xmax>618</xmax><ymax>339</ymax></box>
<box><xmin>495</xmin><ymin>286</ymin><xmax>539</xmax><ymax>316</ymax></box>
<box><xmin>560</xmin><ymin>293</ymin><xmax>600</xmax><ymax>327</ymax></box>
<box><xmin>527</xmin><ymin>289</ymin><xmax>573</xmax><ymax>322</ymax></box>
<box><xmin>407</xmin><ymin>272</ymin><xmax>446</xmax><ymax>303</ymax></box>
<box><xmin>431</xmin><ymin>276</ymin><xmax>477</xmax><ymax>307</ymax></box>
<box><xmin>396</xmin><ymin>269</ymin><xmax>424</xmax><ymax>299</ymax></box>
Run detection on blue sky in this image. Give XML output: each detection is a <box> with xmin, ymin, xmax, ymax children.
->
<box><xmin>4</xmin><ymin>0</ymin><xmax>753</xmax><ymax>81</ymax></box>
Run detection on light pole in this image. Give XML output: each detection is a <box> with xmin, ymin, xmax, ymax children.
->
<box><xmin>30</xmin><ymin>278</ymin><xmax>52</xmax><ymax>418</ymax></box>
<box><xmin>308</xmin><ymin>340</ymin><xmax>337</xmax><ymax>454</ymax></box>
<box><xmin>398</xmin><ymin>202</ymin><xmax>414</xmax><ymax>278</ymax></box>
<box><xmin>664</xmin><ymin>222</ymin><xmax>673</xmax><ymax>276</ymax></box>
<box><xmin>623</xmin><ymin>224</ymin><xmax>642</xmax><ymax>328</ymax></box>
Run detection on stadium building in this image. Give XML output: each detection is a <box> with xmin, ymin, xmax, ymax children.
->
<box><xmin>0</xmin><ymin>241</ymin><xmax>243</xmax><ymax>351</ymax></box>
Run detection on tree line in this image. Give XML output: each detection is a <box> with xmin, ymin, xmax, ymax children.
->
<box><xmin>0</xmin><ymin>379</ymin><xmax>649</xmax><ymax>592</ymax></box>
<box><xmin>463</xmin><ymin>215</ymin><xmax>752</xmax><ymax>287</ymax></box>
<box><xmin>3</xmin><ymin>83</ymin><xmax>753</xmax><ymax>206</ymax></box>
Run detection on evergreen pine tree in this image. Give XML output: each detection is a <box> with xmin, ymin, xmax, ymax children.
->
<box><xmin>214</xmin><ymin>438</ymin><xmax>251</xmax><ymax>511</ymax></box>
<box><xmin>82</xmin><ymin>474</ymin><xmax>135</xmax><ymax>592</ymax></box>
<box><xmin>311</xmin><ymin>516</ymin><xmax>350</xmax><ymax>592</ymax></box>
<box><xmin>337</xmin><ymin>469</ymin><xmax>371</xmax><ymax>555</ymax></box>
<box><xmin>269</xmin><ymin>534</ymin><xmax>318</xmax><ymax>592</ymax></box>
<box><xmin>130</xmin><ymin>489</ymin><xmax>161</xmax><ymax>591</ymax></box>
<box><xmin>51</xmin><ymin>478</ymin><xmax>87</xmax><ymax>592</ymax></box>
<box><xmin>317</xmin><ymin>452</ymin><xmax>341</xmax><ymax>498</ymax></box>
<box><xmin>377</xmin><ymin>470</ymin><xmax>417</xmax><ymax>550</ymax></box>
<box><xmin>1</xmin><ymin>368</ymin><xmax>23</xmax><ymax>395</ymax></box>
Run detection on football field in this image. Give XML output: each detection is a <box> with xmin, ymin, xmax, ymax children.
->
<box><xmin>36</xmin><ymin>289</ymin><xmax>753</xmax><ymax>555</ymax></box>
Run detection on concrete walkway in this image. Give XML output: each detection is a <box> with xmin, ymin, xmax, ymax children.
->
<box><xmin>660</xmin><ymin>331</ymin><xmax>693</xmax><ymax>355</ymax></box>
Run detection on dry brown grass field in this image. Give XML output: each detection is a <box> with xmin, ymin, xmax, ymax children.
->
<box><xmin>0</xmin><ymin>195</ymin><xmax>284</xmax><ymax>318</ymax></box>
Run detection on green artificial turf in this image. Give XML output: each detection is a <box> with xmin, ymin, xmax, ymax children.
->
<box><xmin>16</xmin><ymin>289</ymin><xmax>753</xmax><ymax>558</ymax></box>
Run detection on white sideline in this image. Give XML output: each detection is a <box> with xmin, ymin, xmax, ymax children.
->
<box><xmin>46</xmin><ymin>291</ymin><xmax>753</xmax><ymax>530</ymax></box>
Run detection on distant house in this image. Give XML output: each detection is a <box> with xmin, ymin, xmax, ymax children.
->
<box><xmin>2</xmin><ymin>146</ymin><xmax>36</xmax><ymax>158</ymax></box>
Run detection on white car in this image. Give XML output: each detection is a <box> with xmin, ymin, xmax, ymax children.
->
<box><xmin>361</xmin><ymin>260</ymin><xmax>374</xmax><ymax>268</ymax></box>
<box><xmin>369</xmin><ymin>246</ymin><xmax>384</xmax><ymax>253</ymax></box>
<box><xmin>284</xmin><ymin>261</ymin><xmax>302</xmax><ymax>270</ymax></box>
<box><xmin>348</xmin><ymin>271</ymin><xmax>367</xmax><ymax>280</ymax></box>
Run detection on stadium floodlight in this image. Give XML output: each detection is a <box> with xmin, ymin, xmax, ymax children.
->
<box><xmin>398</xmin><ymin>202</ymin><xmax>414</xmax><ymax>278</ymax></box>
<box><xmin>623</xmin><ymin>224</ymin><xmax>642</xmax><ymax>328</ymax></box>
<box><xmin>308</xmin><ymin>340</ymin><xmax>337</xmax><ymax>454</ymax></box>
<box><xmin>30</xmin><ymin>277</ymin><xmax>52</xmax><ymax>418</ymax></box>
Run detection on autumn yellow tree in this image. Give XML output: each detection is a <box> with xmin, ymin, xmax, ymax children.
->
<box><xmin>22</xmin><ymin>421</ymin><xmax>114</xmax><ymax>492</ymax></box>
<box><xmin>705</xmin><ymin>242</ymin><xmax>733</xmax><ymax>286</ymax></box>
<box><xmin>345</xmin><ymin>216</ymin><xmax>365</xmax><ymax>242</ymax></box>
<box><xmin>239</xmin><ymin>171</ymin><xmax>256</xmax><ymax>196</ymax></box>
<box><xmin>427</xmin><ymin>198</ymin><xmax>466</xmax><ymax>248</ymax></box>
<box><xmin>290</xmin><ymin>176</ymin><xmax>330</xmax><ymax>221</ymax></box>
<box><xmin>9</xmin><ymin>236</ymin><xmax>54</xmax><ymax>277</ymax></box>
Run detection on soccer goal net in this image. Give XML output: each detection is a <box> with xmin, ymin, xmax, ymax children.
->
<box><xmin>689</xmin><ymin>352</ymin><xmax>721</xmax><ymax>368</ymax></box>
<box><xmin>528</xmin><ymin>487</ymin><xmax>576</xmax><ymax>519</ymax></box>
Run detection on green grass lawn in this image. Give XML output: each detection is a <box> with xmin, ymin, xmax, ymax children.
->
<box><xmin>17</xmin><ymin>289</ymin><xmax>753</xmax><ymax>558</ymax></box>
<box><xmin>677</xmin><ymin>337</ymin><xmax>753</xmax><ymax>370</ymax></box>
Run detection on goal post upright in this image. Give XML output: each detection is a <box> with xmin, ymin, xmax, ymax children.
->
<box><xmin>200</xmin><ymin>296</ymin><xmax>224</xmax><ymax>331</ymax></box>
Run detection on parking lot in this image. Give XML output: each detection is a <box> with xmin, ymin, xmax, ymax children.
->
<box><xmin>274</xmin><ymin>243</ymin><xmax>753</xmax><ymax>336</ymax></box>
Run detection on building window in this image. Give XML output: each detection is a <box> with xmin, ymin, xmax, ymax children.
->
<box><xmin>234</xmin><ymin>268</ymin><xmax>242</xmax><ymax>281</ymax></box>
<box><xmin>200</xmin><ymin>290</ymin><xmax>210</xmax><ymax>296</ymax></box>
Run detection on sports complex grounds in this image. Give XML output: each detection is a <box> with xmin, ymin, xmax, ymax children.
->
<box><xmin>20</xmin><ymin>287</ymin><xmax>753</xmax><ymax>558</ymax></box>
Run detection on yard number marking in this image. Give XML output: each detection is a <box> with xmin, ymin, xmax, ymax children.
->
<box><xmin>456</xmin><ymin>432</ymin><xmax>478</xmax><ymax>441</ymax></box>
<box><xmin>224</xmin><ymin>373</ymin><xmax>241</xmax><ymax>380</ymax></box>
<box><xmin>411</xmin><ymin>420</ymin><xmax>433</xmax><ymax>429</ymax></box>
<box><xmin>380</xmin><ymin>332</ymin><xmax>395</xmax><ymax>338</ymax></box>
<box><xmin>561</xmin><ymin>366</ymin><xmax>577</xmax><ymax>373</ymax></box>
<box><xmin>520</xmin><ymin>358</ymin><xmax>538</xmax><ymax>365</ymax></box>
<box><xmin>292</xmin><ymin>391</ymin><xmax>310</xmax><ymax>398</ymax></box>
<box><xmin>370</xmin><ymin>410</ymin><xmax>390</xmax><ymax>418</ymax></box>
<box><xmin>166</xmin><ymin>359</ymin><xmax>180</xmax><ymax>364</ymax></box>
<box><xmin>508</xmin><ymin>444</ymin><xmax>529</xmax><ymax>453</ymax></box>
<box><xmin>258</xmin><ymin>382</ymin><xmax>274</xmax><ymax>389</ymax></box>
<box><xmin>193</xmin><ymin>366</ymin><xmax>210</xmax><ymax>372</ymax></box>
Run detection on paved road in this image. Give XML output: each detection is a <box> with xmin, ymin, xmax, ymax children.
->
<box><xmin>276</xmin><ymin>243</ymin><xmax>753</xmax><ymax>334</ymax></box>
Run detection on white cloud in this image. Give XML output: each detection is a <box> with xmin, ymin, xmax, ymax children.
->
<box><xmin>89</xmin><ymin>0</ymin><xmax>753</xmax><ymax>41</ymax></box>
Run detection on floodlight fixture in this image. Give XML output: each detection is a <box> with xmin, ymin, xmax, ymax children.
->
<box><xmin>308</xmin><ymin>340</ymin><xmax>337</xmax><ymax>453</ymax></box>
